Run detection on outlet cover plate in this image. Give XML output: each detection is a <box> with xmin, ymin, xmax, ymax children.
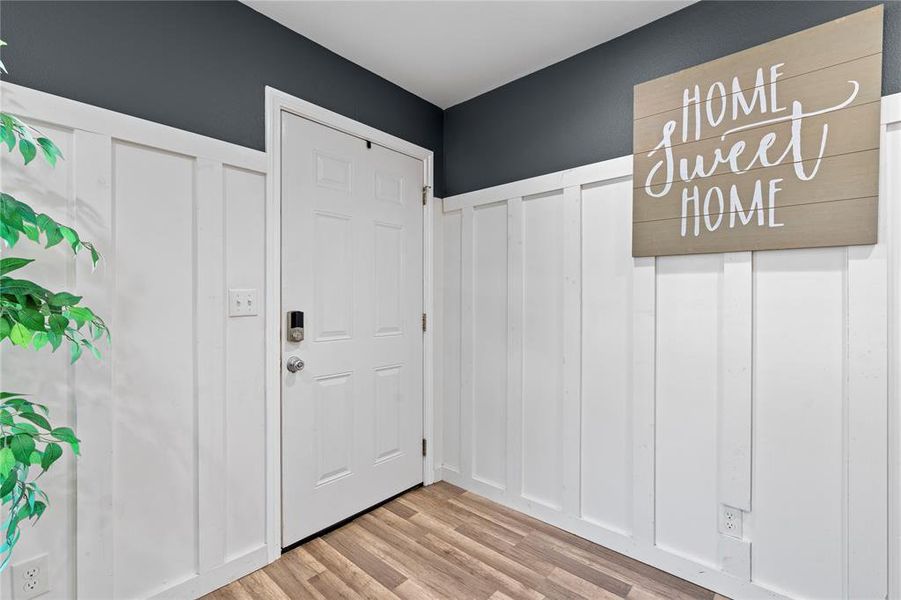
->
<box><xmin>719</xmin><ymin>505</ymin><xmax>743</xmax><ymax>539</ymax></box>
<box><xmin>12</xmin><ymin>554</ymin><xmax>49</xmax><ymax>599</ymax></box>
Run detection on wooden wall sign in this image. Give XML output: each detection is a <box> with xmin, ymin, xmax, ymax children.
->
<box><xmin>631</xmin><ymin>6</ymin><xmax>883</xmax><ymax>257</ymax></box>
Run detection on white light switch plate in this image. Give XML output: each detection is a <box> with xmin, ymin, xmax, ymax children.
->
<box><xmin>228</xmin><ymin>288</ymin><xmax>259</xmax><ymax>317</ymax></box>
<box><xmin>12</xmin><ymin>554</ymin><xmax>49</xmax><ymax>599</ymax></box>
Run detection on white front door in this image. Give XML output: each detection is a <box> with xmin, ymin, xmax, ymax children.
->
<box><xmin>280</xmin><ymin>111</ymin><xmax>424</xmax><ymax>546</ymax></box>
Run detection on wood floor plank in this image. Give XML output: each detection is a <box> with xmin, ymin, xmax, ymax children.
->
<box><xmin>304</xmin><ymin>537</ymin><xmax>400</xmax><ymax>599</ymax></box>
<box><xmin>547</xmin><ymin>566</ymin><xmax>625</xmax><ymax>599</ymax></box>
<box><xmin>446</xmin><ymin>496</ymin><xmax>533</xmax><ymax>537</ymax></box>
<box><xmin>419</xmin><ymin>532</ymin><xmax>545</xmax><ymax>600</ymax></box>
<box><xmin>281</xmin><ymin>546</ymin><xmax>327</xmax><ymax>581</ymax></box>
<box><xmin>383</xmin><ymin>498</ymin><xmax>418</xmax><ymax>519</ymax></box>
<box><xmin>344</xmin><ymin>518</ymin><xmax>486</xmax><ymax>600</ymax></box>
<box><xmin>455</xmin><ymin>521</ymin><xmax>519</xmax><ymax>555</ymax></box>
<box><xmin>358</xmin><ymin>512</ymin><xmax>498</xmax><ymax>599</ymax></box>
<box><xmin>205</xmin><ymin>581</ymin><xmax>255</xmax><ymax>600</ymax></box>
<box><xmin>203</xmin><ymin>483</ymin><xmax>721</xmax><ymax>600</ymax></box>
<box><xmin>523</xmin><ymin>529</ymin><xmax>703</xmax><ymax>600</ymax></box>
<box><xmin>410</xmin><ymin>510</ymin><xmax>549</xmax><ymax>590</ymax></box>
<box><xmin>325</xmin><ymin>526</ymin><xmax>408</xmax><ymax>590</ymax></box>
<box><xmin>460</xmin><ymin>492</ymin><xmax>714</xmax><ymax>600</ymax></box>
<box><xmin>238</xmin><ymin>571</ymin><xmax>294</xmax><ymax>600</ymax></box>
<box><xmin>393</xmin><ymin>578</ymin><xmax>442</xmax><ymax>600</ymax></box>
<box><xmin>307</xmin><ymin>569</ymin><xmax>360</xmax><ymax>600</ymax></box>
<box><xmin>261</xmin><ymin>558</ymin><xmax>319</xmax><ymax>599</ymax></box>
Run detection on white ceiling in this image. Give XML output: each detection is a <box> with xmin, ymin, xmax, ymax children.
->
<box><xmin>243</xmin><ymin>1</ymin><xmax>694</xmax><ymax>108</ymax></box>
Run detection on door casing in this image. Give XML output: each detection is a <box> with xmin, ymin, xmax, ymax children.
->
<box><xmin>264</xmin><ymin>87</ymin><xmax>435</xmax><ymax>561</ymax></box>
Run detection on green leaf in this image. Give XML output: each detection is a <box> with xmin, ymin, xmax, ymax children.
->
<box><xmin>58</xmin><ymin>226</ymin><xmax>79</xmax><ymax>251</ymax></box>
<box><xmin>0</xmin><ymin>448</ymin><xmax>15</xmax><ymax>479</ymax></box>
<box><xmin>0</xmin><ymin>471</ymin><xmax>16</xmax><ymax>498</ymax></box>
<box><xmin>11</xmin><ymin>422</ymin><xmax>38</xmax><ymax>435</ymax></box>
<box><xmin>0</xmin><ymin>392</ymin><xmax>26</xmax><ymax>400</ymax></box>
<box><xmin>9</xmin><ymin>323</ymin><xmax>32</xmax><ymax>348</ymax></box>
<box><xmin>0</xmin><ymin>257</ymin><xmax>34</xmax><ymax>275</ymax></box>
<box><xmin>19</xmin><ymin>412</ymin><xmax>50</xmax><ymax>430</ymax></box>
<box><xmin>22</xmin><ymin>222</ymin><xmax>39</xmax><ymax>242</ymax></box>
<box><xmin>43</xmin><ymin>224</ymin><xmax>63</xmax><ymax>249</ymax></box>
<box><xmin>35</xmin><ymin>213</ymin><xmax>55</xmax><ymax>232</ymax></box>
<box><xmin>47</xmin><ymin>331</ymin><xmax>62</xmax><ymax>351</ymax></box>
<box><xmin>28</xmin><ymin>451</ymin><xmax>42</xmax><ymax>466</ymax></box>
<box><xmin>17</xmin><ymin>308</ymin><xmax>44</xmax><ymax>331</ymax></box>
<box><xmin>69</xmin><ymin>339</ymin><xmax>82</xmax><ymax>363</ymax></box>
<box><xmin>32</xmin><ymin>500</ymin><xmax>46</xmax><ymax>519</ymax></box>
<box><xmin>0</xmin><ymin>317</ymin><xmax>10</xmax><ymax>342</ymax></box>
<box><xmin>40</xmin><ymin>443</ymin><xmax>62</xmax><ymax>471</ymax></box>
<box><xmin>0</xmin><ymin>222</ymin><xmax>19</xmax><ymax>248</ymax></box>
<box><xmin>10</xmin><ymin>433</ymin><xmax>35</xmax><ymax>462</ymax></box>
<box><xmin>0</xmin><ymin>125</ymin><xmax>15</xmax><ymax>152</ymax></box>
<box><xmin>66</xmin><ymin>306</ymin><xmax>94</xmax><ymax>328</ymax></box>
<box><xmin>32</xmin><ymin>332</ymin><xmax>48</xmax><ymax>350</ymax></box>
<box><xmin>51</xmin><ymin>427</ymin><xmax>79</xmax><ymax>455</ymax></box>
<box><xmin>18</xmin><ymin>138</ymin><xmax>36</xmax><ymax>165</ymax></box>
<box><xmin>49</xmin><ymin>314</ymin><xmax>68</xmax><ymax>334</ymax></box>
<box><xmin>48</xmin><ymin>292</ymin><xmax>81</xmax><ymax>307</ymax></box>
<box><xmin>36</xmin><ymin>138</ymin><xmax>61</xmax><ymax>166</ymax></box>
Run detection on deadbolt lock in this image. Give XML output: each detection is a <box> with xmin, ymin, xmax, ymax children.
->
<box><xmin>287</xmin><ymin>310</ymin><xmax>304</xmax><ymax>342</ymax></box>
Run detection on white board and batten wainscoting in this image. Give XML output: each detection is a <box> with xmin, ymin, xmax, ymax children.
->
<box><xmin>0</xmin><ymin>82</ymin><xmax>270</xmax><ymax>599</ymax></box>
<box><xmin>433</xmin><ymin>93</ymin><xmax>901</xmax><ymax>599</ymax></box>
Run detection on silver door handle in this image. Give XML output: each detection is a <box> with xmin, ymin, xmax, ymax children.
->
<box><xmin>286</xmin><ymin>356</ymin><xmax>305</xmax><ymax>373</ymax></box>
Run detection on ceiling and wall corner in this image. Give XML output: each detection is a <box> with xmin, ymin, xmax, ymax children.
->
<box><xmin>241</xmin><ymin>1</ymin><xmax>695</xmax><ymax>109</ymax></box>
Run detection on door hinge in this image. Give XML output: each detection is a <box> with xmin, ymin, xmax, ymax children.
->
<box><xmin>422</xmin><ymin>185</ymin><xmax>431</xmax><ymax>206</ymax></box>
<box><xmin>422</xmin><ymin>438</ymin><xmax>427</xmax><ymax>457</ymax></box>
<box><xmin>422</xmin><ymin>313</ymin><xmax>427</xmax><ymax>332</ymax></box>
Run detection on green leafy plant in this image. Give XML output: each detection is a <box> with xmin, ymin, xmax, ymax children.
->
<box><xmin>0</xmin><ymin>43</ymin><xmax>108</xmax><ymax>570</ymax></box>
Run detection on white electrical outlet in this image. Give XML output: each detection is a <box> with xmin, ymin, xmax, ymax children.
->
<box><xmin>228</xmin><ymin>288</ymin><xmax>259</xmax><ymax>317</ymax></box>
<box><xmin>12</xmin><ymin>554</ymin><xmax>49</xmax><ymax>599</ymax></box>
<box><xmin>719</xmin><ymin>505</ymin><xmax>743</xmax><ymax>539</ymax></box>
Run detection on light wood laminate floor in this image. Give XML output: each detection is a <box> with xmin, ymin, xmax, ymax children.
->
<box><xmin>205</xmin><ymin>482</ymin><xmax>724</xmax><ymax>599</ymax></box>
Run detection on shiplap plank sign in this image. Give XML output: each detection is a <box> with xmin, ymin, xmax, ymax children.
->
<box><xmin>632</xmin><ymin>6</ymin><xmax>883</xmax><ymax>256</ymax></box>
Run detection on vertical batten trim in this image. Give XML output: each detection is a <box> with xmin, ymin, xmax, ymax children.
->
<box><xmin>264</xmin><ymin>90</ymin><xmax>282</xmax><ymax>562</ymax></box>
<box><xmin>195</xmin><ymin>158</ymin><xmax>227</xmax><ymax>572</ymax></box>
<box><xmin>631</xmin><ymin>255</ymin><xmax>656</xmax><ymax>544</ymax></box>
<box><xmin>74</xmin><ymin>130</ymin><xmax>115</xmax><ymax>599</ymax></box>
<box><xmin>460</xmin><ymin>206</ymin><xmax>475</xmax><ymax>481</ymax></box>
<box><xmin>717</xmin><ymin>251</ymin><xmax>753</xmax><ymax>579</ymax></box>
<box><xmin>506</xmin><ymin>197</ymin><xmax>524</xmax><ymax>498</ymax></box>
<box><xmin>884</xmin><ymin>105</ymin><xmax>901</xmax><ymax>600</ymax></box>
<box><xmin>845</xmin><ymin>117</ymin><xmax>891</xmax><ymax>599</ymax></box>
<box><xmin>718</xmin><ymin>252</ymin><xmax>753</xmax><ymax>511</ymax></box>
<box><xmin>562</xmin><ymin>186</ymin><xmax>582</xmax><ymax>516</ymax></box>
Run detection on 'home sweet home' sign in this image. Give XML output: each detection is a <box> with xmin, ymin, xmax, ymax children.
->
<box><xmin>632</xmin><ymin>6</ymin><xmax>883</xmax><ymax>257</ymax></box>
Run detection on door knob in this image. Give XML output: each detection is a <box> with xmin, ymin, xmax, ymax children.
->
<box><xmin>286</xmin><ymin>356</ymin><xmax>305</xmax><ymax>373</ymax></box>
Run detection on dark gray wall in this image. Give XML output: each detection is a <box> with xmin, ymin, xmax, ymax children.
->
<box><xmin>3</xmin><ymin>1</ymin><xmax>897</xmax><ymax>199</ymax></box>
<box><xmin>0</xmin><ymin>0</ymin><xmax>446</xmax><ymax>195</ymax></box>
<box><xmin>443</xmin><ymin>1</ymin><xmax>901</xmax><ymax>197</ymax></box>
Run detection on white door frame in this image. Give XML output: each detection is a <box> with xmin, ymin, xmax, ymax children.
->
<box><xmin>264</xmin><ymin>86</ymin><xmax>436</xmax><ymax>561</ymax></box>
